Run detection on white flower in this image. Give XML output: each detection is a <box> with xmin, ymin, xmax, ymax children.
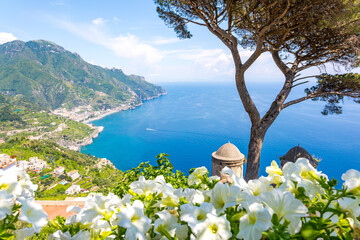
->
<box><xmin>266</xmin><ymin>160</ymin><xmax>282</xmax><ymax>176</ymax></box>
<box><xmin>16</xmin><ymin>170</ymin><xmax>38</xmax><ymax>198</ymax></box>
<box><xmin>50</xmin><ymin>230</ymin><xmax>91</xmax><ymax>240</ymax></box>
<box><xmin>154</xmin><ymin>175</ymin><xmax>174</xmax><ymax>194</ymax></box>
<box><xmin>130</xmin><ymin>176</ymin><xmax>162</xmax><ymax>196</ymax></box>
<box><xmin>210</xmin><ymin>182</ymin><xmax>237</xmax><ymax>213</ymax></box>
<box><xmin>260</xmin><ymin>189</ymin><xmax>307</xmax><ymax>234</ymax></box>
<box><xmin>180</xmin><ymin>202</ymin><xmax>216</xmax><ymax>228</ymax></box>
<box><xmin>342</xmin><ymin>169</ymin><xmax>360</xmax><ymax>195</ymax></box>
<box><xmin>283</xmin><ymin>158</ymin><xmax>326</xmax><ymax>182</ymax></box>
<box><xmin>79</xmin><ymin>193</ymin><xmax>121</xmax><ymax>224</ymax></box>
<box><xmin>208</xmin><ymin>175</ymin><xmax>220</xmax><ymax>182</ymax></box>
<box><xmin>221</xmin><ymin>167</ymin><xmax>249</xmax><ymax>191</ymax></box>
<box><xmin>339</xmin><ymin>196</ymin><xmax>360</xmax><ymax>218</ymax></box>
<box><xmin>221</xmin><ymin>167</ymin><xmax>255</xmax><ymax>205</ymax></box>
<box><xmin>347</xmin><ymin>216</ymin><xmax>360</xmax><ymax>238</ymax></box>
<box><xmin>179</xmin><ymin>188</ymin><xmax>204</xmax><ymax>205</ymax></box>
<box><xmin>265</xmin><ymin>161</ymin><xmax>284</xmax><ymax>186</ymax></box>
<box><xmin>0</xmin><ymin>190</ymin><xmax>14</xmax><ymax>220</ymax></box>
<box><xmin>90</xmin><ymin>219</ymin><xmax>113</xmax><ymax>237</ymax></box>
<box><xmin>154</xmin><ymin>210</ymin><xmax>188</xmax><ymax>239</ymax></box>
<box><xmin>247</xmin><ymin>176</ymin><xmax>273</xmax><ymax>196</ymax></box>
<box><xmin>281</xmin><ymin>158</ymin><xmax>326</xmax><ymax>198</ymax></box>
<box><xmin>0</xmin><ymin>170</ymin><xmax>21</xmax><ymax>196</ymax></box>
<box><xmin>18</xmin><ymin>198</ymin><xmax>48</xmax><ymax>232</ymax></box>
<box><xmin>117</xmin><ymin>200</ymin><xmax>151</xmax><ymax>240</ymax></box>
<box><xmin>157</xmin><ymin>191</ymin><xmax>180</xmax><ymax>208</ymax></box>
<box><xmin>237</xmin><ymin>202</ymin><xmax>272</xmax><ymax>240</ymax></box>
<box><xmin>64</xmin><ymin>205</ymin><xmax>81</xmax><ymax>225</ymax></box>
<box><xmin>188</xmin><ymin>167</ymin><xmax>208</xmax><ymax>186</ymax></box>
<box><xmin>15</xmin><ymin>227</ymin><xmax>35</xmax><ymax>240</ymax></box>
<box><xmin>266</xmin><ymin>174</ymin><xmax>284</xmax><ymax>187</ymax></box>
<box><xmin>192</xmin><ymin>213</ymin><xmax>232</xmax><ymax>240</ymax></box>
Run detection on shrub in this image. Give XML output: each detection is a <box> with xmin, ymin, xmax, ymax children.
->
<box><xmin>113</xmin><ymin>153</ymin><xmax>188</xmax><ymax>197</ymax></box>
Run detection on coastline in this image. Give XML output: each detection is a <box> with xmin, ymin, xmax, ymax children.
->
<box><xmin>75</xmin><ymin>92</ymin><xmax>167</xmax><ymax>151</ymax></box>
<box><xmin>82</xmin><ymin>92</ymin><xmax>166</xmax><ymax>124</ymax></box>
<box><xmin>82</xmin><ymin>106</ymin><xmax>131</xmax><ymax>124</ymax></box>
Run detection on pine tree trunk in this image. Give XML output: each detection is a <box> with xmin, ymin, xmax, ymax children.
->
<box><xmin>244</xmin><ymin>125</ymin><xmax>266</xmax><ymax>181</ymax></box>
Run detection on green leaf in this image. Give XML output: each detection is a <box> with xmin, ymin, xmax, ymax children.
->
<box><xmin>301</xmin><ymin>222</ymin><xmax>325</xmax><ymax>240</ymax></box>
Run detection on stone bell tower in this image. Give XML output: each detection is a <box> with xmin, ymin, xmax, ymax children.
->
<box><xmin>211</xmin><ymin>142</ymin><xmax>246</xmax><ymax>180</ymax></box>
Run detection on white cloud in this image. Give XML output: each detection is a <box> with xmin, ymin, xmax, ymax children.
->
<box><xmin>54</xmin><ymin>19</ymin><xmax>163</xmax><ymax>65</ymax></box>
<box><xmin>108</xmin><ymin>34</ymin><xmax>164</xmax><ymax>63</ymax></box>
<box><xmin>0</xmin><ymin>32</ymin><xmax>17</xmax><ymax>44</ymax></box>
<box><xmin>176</xmin><ymin>48</ymin><xmax>233</xmax><ymax>75</ymax></box>
<box><xmin>92</xmin><ymin>18</ymin><xmax>107</xmax><ymax>26</ymax></box>
<box><xmin>50</xmin><ymin>17</ymin><xmax>282</xmax><ymax>82</ymax></box>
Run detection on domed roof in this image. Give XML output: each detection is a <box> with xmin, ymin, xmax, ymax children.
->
<box><xmin>212</xmin><ymin>142</ymin><xmax>245</xmax><ymax>161</ymax></box>
<box><xmin>283</xmin><ymin>146</ymin><xmax>313</xmax><ymax>162</ymax></box>
<box><xmin>281</xmin><ymin>146</ymin><xmax>318</xmax><ymax>168</ymax></box>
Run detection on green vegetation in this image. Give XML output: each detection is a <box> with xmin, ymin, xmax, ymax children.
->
<box><xmin>0</xmin><ymin>105</ymin><xmax>25</xmax><ymax>125</ymax></box>
<box><xmin>0</xmin><ymin>40</ymin><xmax>165</xmax><ymax>110</ymax></box>
<box><xmin>0</xmin><ymin>138</ymin><xmax>124</xmax><ymax>200</ymax></box>
<box><xmin>113</xmin><ymin>153</ymin><xmax>188</xmax><ymax>197</ymax></box>
<box><xmin>0</xmin><ymin>94</ymin><xmax>95</xmax><ymax>147</ymax></box>
<box><xmin>52</xmin><ymin>118</ymin><xmax>93</xmax><ymax>142</ymax></box>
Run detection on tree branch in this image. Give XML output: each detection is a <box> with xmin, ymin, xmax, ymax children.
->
<box><xmin>271</xmin><ymin>51</ymin><xmax>291</xmax><ymax>75</ymax></box>
<box><xmin>183</xmin><ymin>18</ymin><xmax>207</xmax><ymax>26</ymax></box>
<box><xmin>293</xmin><ymin>75</ymin><xmax>321</xmax><ymax>82</ymax></box>
<box><xmin>259</xmin><ymin>0</ymin><xmax>291</xmax><ymax>36</ymax></box>
<box><xmin>291</xmin><ymin>81</ymin><xmax>309</xmax><ymax>88</ymax></box>
<box><xmin>283</xmin><ymin>91</ymin><xmax>360</xmax><ymax>109</ymax></box>
<box><xmin>241</xmin><ymin>36</ymin><xmax>264</xmax><ymax>71</ymax></box>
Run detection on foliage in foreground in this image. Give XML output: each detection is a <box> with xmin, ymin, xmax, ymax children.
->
<box><xmin>1</xmin><ymin>157</ymin><xmax>360</xmax><ymax>239</ymax></box>
<box><xmin>113</xmin><ymin>153</ymin><xmax>188</xmax><ymax>197</ymax></box>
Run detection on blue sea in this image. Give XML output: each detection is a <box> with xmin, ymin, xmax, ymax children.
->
<box><xmin>81</xmin><ymin>82</ymin><xmax>360</xmax><ymax>181</ymax></box>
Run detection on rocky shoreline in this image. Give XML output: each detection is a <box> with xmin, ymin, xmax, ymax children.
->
<box><xmin>58</xmin><ymin>125</ymin><xmax>104</xmax><ymax>151</ymax></box>
<box><xmin>57</xmin><ymin>92</ymin><xmax>166</xmax><ymax>151</ymax></box>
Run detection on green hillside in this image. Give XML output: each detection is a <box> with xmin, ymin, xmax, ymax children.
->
<box><xmin>0</xmin><ymin>94</ymin><xmax>96</xmax><ymax>148</ymax></box>
<box><xmin>0</xmin><ymin>40</ymin><xmax>165</xmax><ymax>110</ymax></box>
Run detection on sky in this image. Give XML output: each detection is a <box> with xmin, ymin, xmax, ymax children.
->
<box><xmin>0</xmin><ymin>0</ymin><xmax>357</xmax><ymax>84</ymax></box>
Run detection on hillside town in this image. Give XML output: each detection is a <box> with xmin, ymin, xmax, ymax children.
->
<box><xmin>51</xmin><ymin>104</ymin><xmax>133</xmax><ymax>123</ymax></box>
<box><xmin>0</xmin><ymin>153</ymin><xmax>115</xmax><ymax>196</ymax></box>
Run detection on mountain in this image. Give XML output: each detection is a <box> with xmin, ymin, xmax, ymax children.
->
<box><xmin>0</xmin><ymin>40</ymin><xmax>165</xmax><ymax>110</ymax></box>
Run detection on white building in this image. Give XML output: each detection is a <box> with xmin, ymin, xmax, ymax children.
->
<box><xmin>95</xmin><ymin>158</ymin><xmax>115</xmax><ymax>169</ymax></box>
<box><xmin>67</xmin><ymin>170</ymin><xmax>80</xmax><ymax>181</ymax></box>
<box><xmin>54</xmin><ymin>166</ymin><xmax>65</xmax><ymax>176</ymax></box>
<box><xmin>17</xmin><ymin>160</ymin><xmax>29</xmax><ymax>171</ymax></box>
<box><xmin>28</xmin><ymin>157</ymin><xmax>48</xmax><ymax>172</ymax></box>
<box><xmin>0</xmin><ymin>153</ymin><xmax>11</xmax><ymax>161</ymax></box>
<box><xmin>65</xmin><ymin>185</ymin><xmax>81</xmax><ymax>195</ymax></box>
<box><xmin>29</xmin><ymin>157</ymin><xmax>39</xmax><ymax>164</ymax></box>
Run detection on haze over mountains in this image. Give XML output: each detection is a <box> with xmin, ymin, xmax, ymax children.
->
<box><xmin>0</xmin><ymin>40</ymin><xmax>165</xmax><ymax>110</ymax></box>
